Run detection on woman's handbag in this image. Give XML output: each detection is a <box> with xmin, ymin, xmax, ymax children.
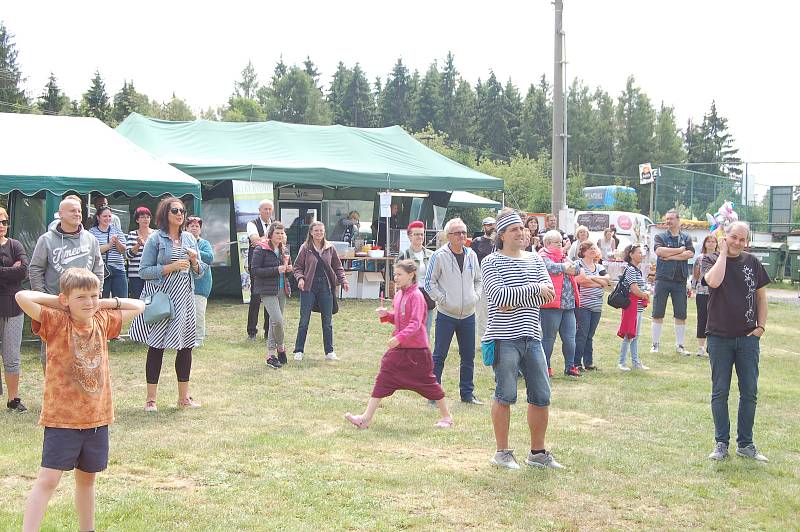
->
<box><xmin>419</xmin><ymin>287</ymin><xmax>437</xmax><ymax>311</ymax></box>
<box><xmin>309</xmin><ymin>247</ymin><xmax>341</xmax><ymax>315</ymax></box>
<box><xmin>607</xmin><ymin>270</ymin><xmax>631</xmax><ymax>309</ymax></box>
<box><xmin>143</xmin><ymin>292</ymin><xmax>174</xmax><ymax>324</ymax></box>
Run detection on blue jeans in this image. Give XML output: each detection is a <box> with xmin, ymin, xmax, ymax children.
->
<box><xmin>619</xmin><ymin>311</ymin><xmax>643</xmax><ymax>365</ymax></box>
<box><xmin>102</xmin><ymin>266</ymin><xmax>128</xmax><ymax>299</ymax></box>
<box><xmin>294</xmin><ymin>285</ymin><xmax>334</xmax><ymax>355</ymax></box>
<box><xmin>574</xmin><ymin>307</ymin><xmax>602</xmax><ymax>367</ymax></box>
<box><xmin>707</xmin><ymin>335</ymin><xmax>760</xmax><ymax>447</ymax></box>
<box><xmin>540</xmin><ymin>308</ymin><xmax>577</xmax><ymax>372</ymax></box>
<box><xmin>432</xmin><ymin>312</ymin><xmax>476</xmax><ymax>401</ymax></box>
<box><xmin>493</xmin><ymin>338</ymin><xmax>551</xmax><ymax>406</ymax></box>
<box><xmin>129</xmin><ymin>277</ymin><xmax>145</xmax><ymax>300</ymax></box>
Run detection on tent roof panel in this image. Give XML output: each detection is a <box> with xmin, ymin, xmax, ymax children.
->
<box><xmin>116</xmin><ymin>113</ymin><xmax>504</xmax><ymax>192</ymax></box>
<box><xmin>0</xmin><ymin>113</ymin><xmax>201</xmax><ymax>197</ymax></box>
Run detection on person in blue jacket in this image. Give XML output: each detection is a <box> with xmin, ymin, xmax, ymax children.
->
<box><xmin>187</xmin><ymin>216</ymin><xmax>214</xmax><ymax>348</ymax></box>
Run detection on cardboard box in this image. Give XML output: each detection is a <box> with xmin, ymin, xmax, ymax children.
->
<box><xmin>359</xmin><ymin>271</ymin><xmax>384</xmax><ymax>299</ymax></box>
<box><xmin>339</xmin><ymin>270</ymin><xmax>360</xmax><ymax>299</ymax></box>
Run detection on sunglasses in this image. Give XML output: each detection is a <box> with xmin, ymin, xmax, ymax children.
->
<box><xmin>448</xmin><ymin>231</ymin><xmax>467</xmax><ymax>236</ymax></box>
<box><xmin>0</xmin><ymin>220</ymin><xmax>9</xmax><ymax>226</ymax></box>
<box><xmin>170</xmin><ymin>208</ymin><xmax>186</xmax><ymax>215</ymax></box>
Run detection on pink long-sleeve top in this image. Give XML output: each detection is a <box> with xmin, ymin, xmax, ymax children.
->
<box><xmin>380</xmin><ymin>284</ymin><xmax>429</xmax><ymax>348</ymax></box>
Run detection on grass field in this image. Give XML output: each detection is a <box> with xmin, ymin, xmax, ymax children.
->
<box><xmin>1</xmin><ymin>296</ymin><xmax>798</xmax><ymax>530</ymax></box>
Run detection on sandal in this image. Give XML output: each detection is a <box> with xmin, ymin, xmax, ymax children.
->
<box><xmin>435</xmin><ymin>417</ymin><xmax>454</xmax><ymax>429</ymax></box>
<box><xmin>344</xmin><ymin>412</ymin><xmax>369</xmax><ymax>429</ymax></box>
<box><xmin>144</xmin><ymin>400</ymin><xmax>157</xmax><ymax>412</ymax></box>
<box><xmin>177</xmin><ymin>397</ymin><xmax>201</xmax><ymax>408</ymax></box>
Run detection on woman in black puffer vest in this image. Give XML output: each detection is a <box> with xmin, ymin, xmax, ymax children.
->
<box><xmin>250</xmin><ymin>222</ymin><xmax>293</xmax><ymax>369</ymax></box>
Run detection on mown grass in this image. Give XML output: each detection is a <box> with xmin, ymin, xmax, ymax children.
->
<box><xmin>1</xmin><ymin>296</ymin><xmax>798</xmax><ymax>530</ymax></box>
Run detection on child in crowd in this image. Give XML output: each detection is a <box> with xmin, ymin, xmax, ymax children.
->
<box><xmin>16</xmin><ymin>268</ymin><xmax>144</xmax><ymax>532</ymax></box>
<box><xmin>345</xmin><ymin>260</ymin><xmax>453</xmax><ymax>429</ymax></box>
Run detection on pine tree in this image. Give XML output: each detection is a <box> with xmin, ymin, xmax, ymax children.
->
<box><xmin>235</xmin><ymin>60</ymin><xmax>259</xmax><ymax>99</ymax></box>
<box><xmin>700</xmin><ymin>101</ymin><xmax>741</xmax><ymax>177</ymax></box>
<box><xmin>341</xmin><ymin>63</ymin><xmax>374</xmax><ymax>127</ymax></box>
<box><xmin>503</xmin><ymin>78</ymin><xmax>522</xmax><ymax>154</ymax></box>
<box><xmin>588</xmin><ymin>88</ymin><xmax>615</xmax><ymax>176</ymax></box>
<box><xmin>439</xmin><ymin>51</ymin><xmax>458</xmax><ymax>137</ymax></box>
<box><xmin>410</xmin><ymin>62</ymin><xmax>442</xmax><ymax>132</ymax></box>
<box><xmin>303</xmin><ymin>56</ymin><xmax>320</xmax><ymax>87</ymax></box>
<box><xmin>162</xmin><ymin>94</ymin><xmax>196</xmax><ymax>121</ymax></box>
<box><xmin>566</xmin><ymin>79</ymin><xmax>593</xmax><ymax>172</ymax></box>
<box><xmin>81</xmin><ymin>70</ymin><xmax>111</xmax><ymax>124</ymax></box>
<box><xmin>378</xmin><ymin>58</ymin><xmax>411</xmax><ymax>127</ymax></box>
<box><xmin>327</xmin><ymin>62</ymin><xmax>352</xmax><ymax>125</ymax></box>
<box><xmin>519</xmin><ymin>75</ymin><xmax>552</xmax><ymax>159</ymax></box>
<box><xmin>653</xmin><ymin>103</ymin><xmax>685</xmax><ymax>166</ymax></box>
<box><xmin>272</xmin><ymin>56</ymin><xmax>288</xmax><ymax>85</ymax></box>
<box><xmin>615</xmin><ymin>76</ymin><xmax>656</xmax><ymax>211</ymax></box>
<box><xmin>476</xmin><ymin>71</ymin><xmax>512</xmax><ymax>159</ymax></box>
<box><xmin>449</xmin><ymin>78</ymin><xmax>477</xmax><ymax>147</ymax></box>
<box><xmin>265</xmin><ymin>66</ymin><xmax>331</xmax><ymax>124</ymax></box>
<box><xmin>0</xmin><ymin>22</ymin><xmax>28</xmax><ymax>112</ymax></box>
<box><xmin>38</xmin><ymin>73</ymin><xmax>69</xmax><ymax>115</ymax></box>
<box><xmin>112</xmin><ymin>80</ymin><xmax>150</xmax><ymax>124</ymax></box>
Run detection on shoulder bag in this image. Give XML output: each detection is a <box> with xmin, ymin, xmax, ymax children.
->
<box><xmin>142</xmin><ymin>234</ymin><xmax>176</xmax><ymax>324</ymax></box>
<box><xmin>607</xmin><ymin>266</ymin><xmax>631</xmax><ymax>309</ymax></box>
<box><xmin>309</xmin><ymin>247</ymin><xmax>339</xmax><ymax>315</ymax></box>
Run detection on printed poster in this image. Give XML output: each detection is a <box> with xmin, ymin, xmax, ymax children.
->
<box><xmin>232</xmin><ymin>180</ymin><xmax>274</xmax><ymax>303</ymax></box>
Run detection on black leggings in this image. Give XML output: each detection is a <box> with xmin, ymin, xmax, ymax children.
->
<box><xmin>695</xmin><ymin>293</ymin><xmax>709</xmax><ymax>339</ymax></box>
<box><xmin>146</xmin><ymin>346</ymin><xmax>192</xmax><ymax>384</ymax></box>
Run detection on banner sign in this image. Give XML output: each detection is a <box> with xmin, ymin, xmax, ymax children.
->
<box><xmin>232</xmin><ymin>180</ymin><xmax>274</xmax><ymax>304</ymax></box>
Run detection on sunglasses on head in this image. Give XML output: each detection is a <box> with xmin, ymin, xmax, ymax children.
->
<box><xmin>0</xmin><ymin>220</ymin><xmax>9</xmax><ymax>226</ymax></box>
<box><xmin>170</xmin><ymin>207</ymin><xmax>186</xmax><ymax>215</ymax></box>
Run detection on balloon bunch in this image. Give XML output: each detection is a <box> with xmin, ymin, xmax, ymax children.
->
<box><xmin>705</xmin><ymin>201</ymin><xmax>738</xmax><ymax>237</ymax></box>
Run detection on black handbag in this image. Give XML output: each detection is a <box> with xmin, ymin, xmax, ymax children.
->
<box><xmin>419</xmin><ymin>287</ymin><xmax>437</xmax><ymax>311</ymax></box>
<box><xmin>607</xmin><ymin>268</ymin><xmax>631</xmax><ymax>309</ymax></box>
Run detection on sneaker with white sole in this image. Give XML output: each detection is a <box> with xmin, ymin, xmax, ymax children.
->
<box><xmin>293</xmin><ymin>351</ymin><xmax>304</xmax><ymax>361</ymax></box>
<box><xmin>325</xmin><ymin>352</ymin><xmax>339</xmax><ymax>361</ymax></box>
<box><xmin>708</xmin><ymin>442</ymin><xmax>729</xmax><ymax>461</ymax></box>
<box><xmin>676</xmin><ymin>345</ymin><xmax>689</xmax><ymax>356</ymax></box>
<box><xmin>618</xmin><ymin>364</ymin><xmax>631</xmax><ymax>371</ymax></box>
<box><xmin>634</xmin><ymin>363</ymin><xmax>649</xmax><ymax>370</ymax></box>
<box><xmin>736</xmin><ymin>444</ymin><xmax>768</xmax><ymax>462</ymax></box>
<box><xmin>697</xmin><ymin>347</ymin><xmax>707</xmax><ymax>357</ymax></box>
<box><xmin>525</xmin><ymin>450</ymin><xmax>565</xmax><ymax>469</ymax></box>
<box><xmin>650</xmin><ymin>342</ymin><xmax>659</xmax><ymax>353</ymax></box>
<box><xmin>492</xmin><ymin>449</ymin><xmax>520</xmax><ymax>469</ymax></box>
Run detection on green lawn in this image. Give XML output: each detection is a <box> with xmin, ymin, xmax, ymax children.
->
<box><xmin>1</xmin><ymin>296</ymin><xmax>798</xmax><ymax>530</ymax></box>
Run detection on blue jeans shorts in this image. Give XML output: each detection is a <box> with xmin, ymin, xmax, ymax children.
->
<box><xmin>493</xmin><ymin>338</ymin><xmax>551</xmax><ymax>407</ymax></box>
<box><xmin>41</xmin><ymin>425</ymin><xmax>109</xmax><ymax>473</ymax></box>
<box><xmin>651</xmin><ymin>279</ymin><xmax>688</xmax><ymax>320</ymax></box>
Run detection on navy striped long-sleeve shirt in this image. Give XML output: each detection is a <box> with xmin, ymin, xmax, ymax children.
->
<box><xmin>481</xmin><ymin>250</ymin><xmax>553</xmax><ymax>342</ymax></box>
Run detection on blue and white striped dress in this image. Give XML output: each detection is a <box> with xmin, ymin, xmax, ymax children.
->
<box><xmin>481</xmin><ymin>251</ymin><xmax>552</xmax><ymax>342</ymax></box>
<box><xmin>129</xmin><ymin>245</ymin><xmax>196</xmax><ymax>349</ymax></box>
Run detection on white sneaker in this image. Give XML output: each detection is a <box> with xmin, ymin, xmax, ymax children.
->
<box><xmin>634</xmin><ymin>363</ymin><xmax>649</xmax><ymax>370</ymax></box>
<box><xmin>293</xmin><ymin>351</ymin><xmax>304</xmax><ymax>361</ymax></box>
<box><xmin>650</xmin><ymin>343</ymin><xmax>659</xmax><ymax>353</ymax></box>
<box><xmin>697</xmin><ymin>347</ymin><xmax>707</xmax><ymax>357</ymax></box>
<box><xmin>676</xmin><ymin>345</ymin><xmax>689</xmax><ymax>356</ymax></box>
<box><xmin>325</xmin><ymin>352</ymin><xmax>339</xmax><ymax>361</ymax></box>
<box><xmin>491</xmin><ymin>449</ymin><xmax>520</xmax><ymax>469</ymax></box>
<box><xmin>618</xmin><ymin>364</ymin><xmax>631</xmax><ymax>372</ymax></box>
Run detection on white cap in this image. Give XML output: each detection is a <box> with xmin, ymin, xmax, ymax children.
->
<box><xmin>482</xmin><ymin>217</ymin><xmax>496</xmax><ymax>225</ymax></box>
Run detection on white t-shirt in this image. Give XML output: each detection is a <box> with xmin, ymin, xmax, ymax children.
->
<box><xmin>246</xmin><ymin>218</ymin><xmax>271</xmax><ymax>242</ymax></box>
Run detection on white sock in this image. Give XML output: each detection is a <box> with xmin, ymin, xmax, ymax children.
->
<box><xmin>651</xmin><ymin>322</ymin><xmax>663</xmax><ymax>346</ymax></box>
<box><xmin>675</xmin><ymin>324</ymin><xmax>686</xmax><ymax>347</ymax></box>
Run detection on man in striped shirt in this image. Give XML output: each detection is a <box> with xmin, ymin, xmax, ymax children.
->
<box><xmin>482</xmin><ymin>209</ymin><xmax>564</xmax><ymax>470</ymax></box>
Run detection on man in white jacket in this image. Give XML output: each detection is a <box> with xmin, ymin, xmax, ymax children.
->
<box><xmin>424</xmin><ymin>218</ymin><xmax>483</xmax><ymax>404</ymax></box>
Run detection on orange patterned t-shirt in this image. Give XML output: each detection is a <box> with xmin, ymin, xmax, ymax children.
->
<box><xmin>32</xmin><ymin>307</ymin><xmax>122</xmax><ymax>429</ymax></box>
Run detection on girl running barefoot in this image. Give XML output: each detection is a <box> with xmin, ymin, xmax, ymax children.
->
<box><xmin>345</xmin><ymin>260</ymin><xmax>453</xmax><ymax>429</ymax></box>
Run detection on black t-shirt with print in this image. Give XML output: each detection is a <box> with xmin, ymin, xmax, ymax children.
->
<box><xmin>703</xmin><ymin>251</ymin><xmax>770</xmax><ymax>337</ymax></box>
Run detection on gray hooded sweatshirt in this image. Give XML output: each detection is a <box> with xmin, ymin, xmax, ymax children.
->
<box><xmin>29</xmin><ymin>224</ymin><xmax>105</xmax><ymax>295</ymax></box>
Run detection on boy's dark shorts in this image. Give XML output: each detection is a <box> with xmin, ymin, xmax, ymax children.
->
<box><xmin>41</xmin><ymin>425</ymin><xmax>109</xmax><ymax>473</ymax></box>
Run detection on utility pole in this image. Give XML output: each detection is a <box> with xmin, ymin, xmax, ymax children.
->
<box><xmin>551</xmin><ymin>0</ymin><xmax>567</xmax><ymax>220</ymax></box>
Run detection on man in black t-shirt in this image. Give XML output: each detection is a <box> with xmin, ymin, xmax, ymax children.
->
<box><xmin>702</xmin><ymin>221</ymin><xmax>770</xmax><ymax>463</ymax></box>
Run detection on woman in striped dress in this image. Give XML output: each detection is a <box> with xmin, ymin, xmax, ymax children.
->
<box><xmin>126</xmin><ymin>206</ymin><xmax>155</xmax><ymax>299</ymax></box>
<box><xmin>89</xmin><ymin>206</ymin><xmax>128</xmax><ymax>298</ymax></box>
<box><xmin>129</xmin><ymin>197</ymin><xmax>206</xmax><ymax>411</ymax></box>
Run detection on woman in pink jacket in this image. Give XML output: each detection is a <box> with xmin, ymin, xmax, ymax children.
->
<box><xmin>345</xmin><ymin>260</ymin><xmax>453</xmax><ymax>429</ymax></box>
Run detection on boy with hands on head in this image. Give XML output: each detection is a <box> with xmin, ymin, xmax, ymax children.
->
<box><xmin>16</xmin><ymin>268</ymin><xmax>144</xmax><ymax>532</ymax></box>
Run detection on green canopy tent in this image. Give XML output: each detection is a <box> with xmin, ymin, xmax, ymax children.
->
<box><xmin>116</xmin><ymin>113</ymin><xmax>503</xmax><ymax>192</ymax></box>
<box><xmin>0</xmin><ymin>113</ymin><xmax>202</xmax><ymax>253</ymax></box>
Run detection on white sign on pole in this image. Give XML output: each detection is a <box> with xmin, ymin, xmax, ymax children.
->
<box><xmin>379</xmin><ymin>192</ymin><xmax>392</xmax><ymax>218</ymax></box>
<box><xmin>639</xmin><ymin>163</ymin><xmax>654</xmax><ymax>185</ymax></box>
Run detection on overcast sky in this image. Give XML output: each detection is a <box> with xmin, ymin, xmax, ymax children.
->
<box><xmin>4</xmin><ymin>0</ymin><xmax>799</xmax><ymax>190</ymax></box>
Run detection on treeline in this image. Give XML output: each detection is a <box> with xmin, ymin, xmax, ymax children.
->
<box><xmin>1</xmin><ymin>21</ymin><xmax>742</xmax><ymax>219</ymax></box>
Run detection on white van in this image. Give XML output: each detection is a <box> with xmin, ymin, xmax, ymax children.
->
<box><xmin>575</xmin><ymin>211</ymin><xmax>654</xmax><ymax>258</ymax></box>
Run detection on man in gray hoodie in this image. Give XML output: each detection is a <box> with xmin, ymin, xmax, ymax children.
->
<box><xmin>424</xmin><ymin>217</ymin><xmax>483</xmax><ymax>404</ymax></box>
<box><xmin>29</xmin><ymin>197</ymin><xmax>104</xmax><ymax>367</ymax></box>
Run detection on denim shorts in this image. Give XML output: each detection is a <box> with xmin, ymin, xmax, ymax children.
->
<box><xmin>41</xmin><ymin>425</ymin><xmax>109</xmax><ymax>473</ymax></box>
<box><xmin>652</xmin><ymin>279</ymin><xmax>688</xmax><ymax>320</ymax></box>
<box><xmin>493</xmin><ymin>338</ymin><xmax>551</xmax><ymax>407</ymax></box>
